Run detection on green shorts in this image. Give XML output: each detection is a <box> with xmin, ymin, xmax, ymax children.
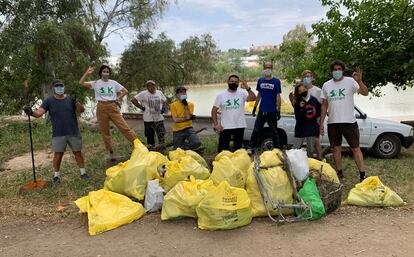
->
<box><xmin>52</xmin><ymin>135</ymin><xmax>83</xmax><ymax>152</ymax></box>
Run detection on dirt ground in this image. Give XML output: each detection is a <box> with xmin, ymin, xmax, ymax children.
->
<box><xmin>1</xmin><ymin>207</ymin><xmax>413</xmax><ymax>257</ymax></box>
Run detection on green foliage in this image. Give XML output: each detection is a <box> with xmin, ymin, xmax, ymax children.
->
<box><xmin>311</xmin><ymin>0</ymin><xmax>414</xmax><ymax>90</ymax></box>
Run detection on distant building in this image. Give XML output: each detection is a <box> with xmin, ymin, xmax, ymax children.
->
<box><xmin>248</xmin><ymin>44</ymin><xmax>275</xmax><ymax>53</ymax></box>
<box><xmin>240</xmin><ymin>55</ymin><xmax>259</xmax><ymax>67</ymax></box>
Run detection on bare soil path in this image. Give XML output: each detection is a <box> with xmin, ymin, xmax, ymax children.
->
<box><xmin>1</xmin><ymin>207</ymin><xmax>413</xmax><ymax>257</ymax></box>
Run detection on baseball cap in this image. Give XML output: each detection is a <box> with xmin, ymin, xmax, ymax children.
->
<box><xmin>145</xmin><ymin>80</ymin><xmax>156</xmax><ymax>86</ymax></box>
<box><xmin>52</xmin><ymin>79</ymin><xmax>64</xmax><ymax>87</ymax></box>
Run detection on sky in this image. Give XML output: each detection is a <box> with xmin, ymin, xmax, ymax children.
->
<box><xmin>104</xmin><ymin>0</ymin><xmax>330</xmax><ymax>58</ymax></box>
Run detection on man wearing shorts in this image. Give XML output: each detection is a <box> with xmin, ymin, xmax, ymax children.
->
<box><xmin>24</xmin><ymin>79</ymin><xmax>89</xmax><ymax>184</ymax></box>
<box><xmin>320</xmin><ymin>60</ymin><xmax>369</xmax><ymax>181</ymax></box>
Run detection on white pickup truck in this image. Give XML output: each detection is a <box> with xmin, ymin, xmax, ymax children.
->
<box><xmin>243</xmin><ymin>106</ymin><xmax>414</xmax><ymax>158</ymax></box>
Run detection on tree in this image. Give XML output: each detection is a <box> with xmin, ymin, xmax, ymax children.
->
<box><xmin>311</xmin><ymin>0</ymin><xmax>414</xmax><ymax>91</ymax></box>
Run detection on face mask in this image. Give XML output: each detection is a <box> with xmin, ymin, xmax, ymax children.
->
<box><xmin>264</xmin><ymin>69</ymin><xmax>272</xmax><ymax>77</ymax></box>
<box><xmin>332</xmin><ymin>70</ymin><xmax>343</xmax><ymax>80</ymax></box>
<box><xmin>228</xmin><ymin>83</ymin><xmax>238</xmax><ymax>91</ymax></box>
<box><xmin>179</xmin><ymin>95</ymin><xmax>187</xmax><ymax>101</ymax></box>
<box><xmin>300</xmin><ymin>91</ymin><xmax>308</xmax><ymax>98</ymax></box>
<box><xmin>303</xmin><ymin>77</ymin><xmax>312</xmax><ymax>85</ymax></box>
<box><xmin>54</xmin><ymin>86</ymin><xmax>64</xmax><ymax>95</ymax></box>
<box><xmin>101</xmin><ymin>72</ymin><xmax>110</xmax><ymax>78</ymax></box>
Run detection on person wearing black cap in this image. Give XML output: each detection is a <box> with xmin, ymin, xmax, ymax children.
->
<box><xmin>132</xmin><ymin>80</ymin><xmax>167</xmax><ymax>147</ymax></box>
<box><xmin>169</xmin><ymin>86</ymin><xmax>201</xmax><ymax>150</ymax></box>
<box><xmin>23</xmin><ymin>79</ymin><xmax>89</xmax><ymax>184</ymax></box>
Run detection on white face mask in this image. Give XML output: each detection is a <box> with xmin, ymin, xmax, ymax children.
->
<box><xmin>101</xmin><ymin>72</ymin><xmax>110</xmax><ymax>78</ymax></box>
<box><xmin>264</xmin><ymin>69</ymin><xmax>272</xmax><ymax>77</ymax></box>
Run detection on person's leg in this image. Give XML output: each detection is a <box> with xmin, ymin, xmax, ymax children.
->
<box><xmin>155</xmin><ymin>121</ymin><xmax>166</xmax><ymax>144</ymax></box>
<box><xmin>51</xmin><ymin>136</ymin><xmax>67</xmax><ymax>183</ymax></box>
<box><xmin>328</xmin><ymin>123</ymin><xmax>344</xmax><ymax>177</ymax></box>
<box><xmin>266</xmin><ymin>112</ymin><xmax>280</xmax><ymax>149</ymax></box>
<box><xmin>342</xmin><ymin>122</ymin><xmax>366</xmax><ymax>181</ymax></box>
<box><xmin>232</xmin><ymin>128</ymin><xmax>245</xmax><ymax>151</ymax></box>
<box><xmin>186</xmin><ymin>127</ymin><xmax>201</xmax><ymax>150</ymax></box>
<box><xmin>314</xmin><ymin>135</ymin><xmax>322</xmax><ymax>160</ymax></box>
<box><xmin>144</xmin><ymin>122</ymin><xmax>155</xmax><ymax>146</ymax></box>
<box><xmin>306</xmin><ymin>137</ymin><xmax>315</xmax><ymax>157</ymax></box>
<box><xmin>249</xmin><ymin>111</ymin><xmax>267</xmax><ymax>150</ymax></box>
<box><xmin>218</xmin><ymin>129</ymin><xmax>231</xmax><ymax>153</ymax></box>
<box><xmin>172</xmin><ymin>130</ymin><xmax>186</xmax><ymax>150</ymax></box>
<box><xmin>96</xmin><ymin>103</ymin><xmax>113</xmax><ymax>153</ymax></box>
<box><xmin>52</xmin><ymin>152</ymin><xmax>64</xmax><ymax>174</ymax></box>
<box><xmin>108</xmin><ymin>103</ymin><xmax>137</xmax><ymax>143</ymax></box>
<box><xmin>293</xmin><ymin>137</ymin><xmax>305</xmax><ymax>149</ymax></box>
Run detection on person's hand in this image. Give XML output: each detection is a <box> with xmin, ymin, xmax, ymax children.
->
<box><xmin>252</xmin><ymin>106</ymin><xmax>257</xmax><ymax>117</ymax></box>
<box><xmin>160</xmin><ymin>107</ymin><xmax>166</xmax><ymax>114</ymax></box>
<box><xmin>319</xmin><ymin>125</ymin><xmax>324</xmax><ymax>136</ymax></box>
<box><xmin>182</xmin><ymin>99</ymin><xmax>188</xmax><ymax>106</ymax></box>
<box><xmin>276</xmin><ymin>111</ymin><xmax>281</xmax><ymax>120</ymax></box>
<box><xmin>116</xmin><ymin>100</ymin><xmax>121</xmax><ymax>109</ymax></box>
<box><xmin>214</xmin><ymin>123</ymin><xmax>224</xmax><ymax>132</ymax></box>
<box><xmin>289</xmin><ymin>92</ymin><xmax>296</xmax><ymax>104</ymax></box>
<box><xmin>299</xmin><ymin>100</ymin><xmax>305</xmax><ymax>108</ymax></box>
<box><xmin>189</xmin><ymin>114</ymin><xmax>196</xmax><ymax>120</ymax></box>
<box><xmin>68</xmin><ymin>90</ymin><xmax>77</xmax><ymax>104</ymax></box>
<box><xmin>23</xmin><ymin>106</ymin><xmax>33</xmax><ymax>116</ymax></box>
<box><xmin>353</xmin><ymin>66</ymin><xmax>363</xmax><ymax>83</ymax></box>
<box><xmin>85</xmin><ymin>66</ymin><xmax>95</xmax><ymax>74</ymax></box>
<box><xmin>241</xmin><ymin>80</ymin><xmax>249</xmax><ymax>90</ymax></box>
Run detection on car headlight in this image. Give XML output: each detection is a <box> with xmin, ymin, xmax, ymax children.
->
<box><xmin>410</xmin><ymin>128</ymin><xmax>413</xmax><ymax>137</ymax></box>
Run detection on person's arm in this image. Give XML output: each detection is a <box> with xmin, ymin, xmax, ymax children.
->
<box><xmin>353</xmin><ymin>67</ymin><xmax>368</xmax><ymax>96</ymax></box>
<box><xmin>319</xmin><ymin>99</ymin><xmax>328</xmax><ymax>135</ymax></box>
<box><xmin>75</xmin><ymin>102</ymin><xmax>85</xmax><ymax>113</ymax></box>
<box><xmin>117</xmin><ymin>88</ymin><xmax>128</xmax><ymax>101</ymax></box>
<box><xmin>184</xmin><ymin>103</ymin><xmax>192</xmax><ymax>120</ymax></box>
<box><xmin>32</xmin><ymin>107</ymin><xmax>46</xmax><ymax>118</ymax></box>
<box><xmin>171</xmin><ymin>103</ymin><xmax>191</xmax><ymax>123</ymax></box>
<box><xmin>241</xmin><ymin>80</ymin><xmax>256</xmax><ymax>101</ymax></box>
<box><xmin>79</xmin><ymin>66</ymin><xmax>95</xmax><ymax>89</ymax></box>
<box><xmin>289</xmin><ymin>92</ymin><xmax>296</xmax><ymax>107</ymax></box>
<box><xmin>211</xmin><ymin>106</ymin><xmax>223</xmax><ymax>132</ymax></box>
<box><xmin>277</xmin><ymin>93</ymin><xmax>281</xmax><ymax>112</ymax></box>
<box><xmin>131</xmin><ymin>98</ymin><xmax>145</xmax><ymax>110</ymax></box>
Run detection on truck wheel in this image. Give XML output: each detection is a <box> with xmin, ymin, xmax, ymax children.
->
<box><xmin>259</xmin><ymin>131</ymin><xmax>287</xmax><ymax>151</ymax></box>
<box><xmin>372</xmin><ymin>134</ymin><xmax>401</xmax><ymax>159</ymax></box>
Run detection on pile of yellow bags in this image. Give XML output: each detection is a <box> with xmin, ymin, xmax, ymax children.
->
<box><xmin>196</xmin><ymin>181</ymin><xmax>252</xmax><ymax>230</ymax></box>
<box><xmin>75</xmin><ymin>189</ymin><xmax>146</xmax><ymax>236</ymax></box>
<box><xmin>344</xmin><ymin>176</ymin><xmax>404</xmax><ymax>207</ymax></box>
<box><xmin>169</xmin><ymin>148</ymin><xmax>208</xmax><ymax>168</ymax></box>
<box><xmin>161</xmin><ymin>176</ymin><xmax>215</xmax><ymax>220</ymax></box>
<box><xmin>246</xmin><ymin>149</ymin><xmax>294</xmax><ymax>217</ymax></box>
<box><xmin>210</xmin><ymin>149</ymin><xmax>251</xmax><ymax>188</ymax></box>
<box><xmin>103</xmin><ymin>139</ymin><xmax>168</xmax><ymax>200</ymax></box>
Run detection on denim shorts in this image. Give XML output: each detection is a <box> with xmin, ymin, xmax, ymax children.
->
<box><xmin>52</xmin><ymin>135</ymin><xmax>83</xmax><ymax>152</ymax></box>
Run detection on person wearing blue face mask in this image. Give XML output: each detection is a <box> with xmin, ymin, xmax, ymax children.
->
<box><xmin>169</xmin><ymin>86</ymin><xmax>201</xmax><ymax>150</ymax></box>
<box><xmin>23</xmin><ymin>79</ymin><xmax>89</xmax><ymax>184</ymax></box>
<box><xmin>320</xmin><ymin>60</ymin><xmax>369</xmax><ymax>182</ymax></box>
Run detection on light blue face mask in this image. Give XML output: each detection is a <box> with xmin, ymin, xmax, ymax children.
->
<box><xmin>54</xmin><ymin>86</ymin><xmax>65</xmax><ymax>95</ymax></box>
<box><xmin>179</xmin><ymin>95</ymin><xmax>187</xmax><ymax>101</ymax></box>
<box><xmin>332</xmin><ymin>70</ymin><xmax>343</xmax><ymax>80</ymax></box>
<box><xmin>303</xmin><ymin>77</ymin><xmax>312</xmax><ymax>85</ymax></box>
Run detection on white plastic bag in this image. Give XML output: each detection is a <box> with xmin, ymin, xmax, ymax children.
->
<box><xmin>286</xmin><ymin>149</ymin><xmax>309</xmax><ymax>181</ymax></box>
<box><xmin>144</xmin><ymin>179</ymin><xmax>165</xmax><ymax>212</ymax></box>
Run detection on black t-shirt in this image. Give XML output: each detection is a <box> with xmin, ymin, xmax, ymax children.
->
<box><xmin>40</xmin><ymin>96</ymin><xmax>80</xmax><ymax>137</ymax></box>
<box><xmin>294</xmin><ymin>95</ymin><xmax>321</xmax><ymax>137</ymax></box>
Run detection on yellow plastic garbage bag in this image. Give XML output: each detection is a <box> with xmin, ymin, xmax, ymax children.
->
<box><xmin>260</xmin><ymin>149</ymin><xmax>284</xmax><ymax>167</ymax></box>
<box><xmin>210</xmin><ymin>156</ymin><xmax>246</xmax><ymax>188</ymax></box>
<box><xmin>169</xmin><ymin>148</ymin><xmax>208</xmax><ymax>168</ymax></box>
<box><xmin>161</xmin><ymin>176</ymin><xmax>215</xmax><ymax>220</ymax></box>
<box><xmin>245</xmin><ymin>99</ymin><xmax>294</xmax><ymax>115</ymax></box>
<box><xmin>104</xmin><ymin>139</ymin><xmax>169</xmax><ymax>200</ymax></box>
<box><xmin>196</xmin><ymin>181</ymin><xmax>252</xmax><ymax>230</ymax></box>
<box><xmin>75</xmin><ymin>189</ymin><xmax>146</xmax><ymax>236</ymax></box>
<box><xmin>246</xmin><ymin>163</ymin><xmax>294</xmax><ymax>217</ymax></box>
<box><xmin>308</xmin><ymin>158</ymin><xmax>340</xmax><ymax>184</ymax></box>
<box><xmin>344</xmin><ymin>176</ymin><xmax>404</xmax><ymax>207</ymax></box>
<box><xmin>214</xmin><ymin>149</ymin><xmax>251</xmax><ymax>177</ymax></box>
<box><xmin>161</xmin><ymin>156</ymin><xmax>210</xmax><ymax>192</ymax></box>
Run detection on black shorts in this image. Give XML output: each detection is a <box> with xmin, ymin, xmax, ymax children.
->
<box><xmin>327</xmin><ymin>122</ymin><xmax>360</xmax><ymax>148</ymax></box>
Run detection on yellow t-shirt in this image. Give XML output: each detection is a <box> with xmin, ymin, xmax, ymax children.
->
<box><xmin>170</xmin><ymin>100</ymin><xmax>194</xmax><ymax>132</ymax></box>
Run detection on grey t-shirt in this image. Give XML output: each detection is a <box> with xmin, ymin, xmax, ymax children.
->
<box><xmin>40</xmin><ymin>96</ymin><xmax>80</xmax><ymax>137</ymax></box>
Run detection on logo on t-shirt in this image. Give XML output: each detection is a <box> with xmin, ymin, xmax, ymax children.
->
<box><xmin>329</xmin><ymin>88</ymin><xmax>346</xmax><ymax>101</ymax></box>
<box><xmin>260</xmin><ymin>83</ymin><xmax>275</xmax><ymax>90</ymax></box>
<box><xmin>99</xmin><ymin>86</ymin><xmax>114</xmax><ymax>97</ymax></box>
<box><xmin>225</xmin><ymin>98</ymin><xmax>241</xmax><ymax>110</ymax></box>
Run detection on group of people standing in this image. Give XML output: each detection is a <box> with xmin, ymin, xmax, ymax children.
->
<box><xmin>24</xmin><ymin>59</ymin><xmax>369</xmax><ymax>184</ymax></box>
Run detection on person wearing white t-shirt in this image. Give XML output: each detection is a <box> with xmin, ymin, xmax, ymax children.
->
<box><xmin>132</xmin><ymin>80</ymin><xmax>167</xmax><ymax>147</ymax></box>
<box><xmin>79</xmin><ymin>65</ymin><xmax>137</xmax><ymax>161</ymax></box>
<box><xmin>320</xmin><ymin>60</ymin><xmax>369</xmax><ymax>182</ymax></box>
<box><xmin>211</xmin><ymin>75</ymin><xmax>256</xmax><ymax>153</ymax></box>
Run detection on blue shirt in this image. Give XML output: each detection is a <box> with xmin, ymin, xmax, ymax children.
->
<box><xmin>40</xmin><ymin>96</ymin><xmax>80</xmax><ymax>138</ymax></box>
<box><xmin>256</xmin><ymin>77</ymin><xmax>282</xmax><ymax>112</ymax></box>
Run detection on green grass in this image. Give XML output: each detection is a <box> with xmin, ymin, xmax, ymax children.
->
<box><xmin>0</xmin><ymin>118</ymin><xmax>413</xmax><ymax>218</ymax></box>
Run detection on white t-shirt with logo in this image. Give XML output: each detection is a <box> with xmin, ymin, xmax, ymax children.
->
<box><xmin>91</xmin><ymin>79</ymin><xmax>124</xmax><ymax>101</ymax></box>
<box><xmin>321</xmin><ymin>77</ymin><xmax>360</xmax><ymax>124</ymax></box>
<box><xmin>213</xmin><ymin>89</ymin><xmax>248</xmax><ymax>129</ymax></box>
<box><xmin>134</xmin><ymin>90</ymin><xmax>167</xmax><ymax>122</ymax></box>
<box><xmin>307</xmin><ymin>86</ymin><xmax>322</xmax><ymax>103</ymax></box>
